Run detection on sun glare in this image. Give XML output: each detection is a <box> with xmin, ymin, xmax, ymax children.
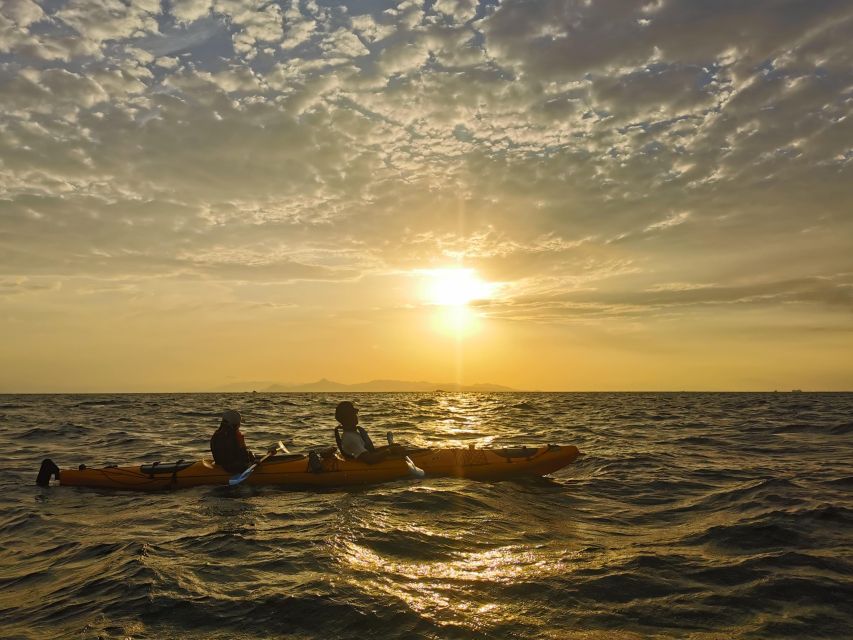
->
<box><xmin>439</xmin><ymin>305</ymin><xmax>478</xmax><ymax>336</ymax></box>
<box><xmin>424</xmin><ymin>268</ymin><xmax>495</xmax><ymax>307</ymax></box>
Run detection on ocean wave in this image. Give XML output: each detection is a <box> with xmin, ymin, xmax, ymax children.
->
<box><xmin>73</xmin><ymin>399</ymin><xmax>130</xmax><ymax>408</ymax></box>
<box><xmin>21</xmin><ymin>423</ymin><xmax>90</xmax><ymax>439</ymax></box>
<box><xmin>772</xmin><ymin>421</ymin><xmax>853</xmax><ymax>435</ymax></box>
<box><xmin>681</xmin><ymin>478</ymin><xmax>802</xmax><ymax>511</ymax></box>
<box><xmin>831</xmin><ymin>422</ymin><xmax>853</xmax><ymax>435</ymax></box>
<box><xmin>746</xmin><ymin>574</ymin><xmax>853</xmax><ymax>607</ymax></box>
<box><xmin>681</xmin><ymin>504</ymin><xmax>853</xmax><ymax>552</ymax></box>
<box><xmin>176</xmin><ymin>411</ymin><xmax>220</xmax><ymax>418</ymax></box>
<box><xmin>673</xmin><ymin>435</ymin><xmax>720</xmax><ymax>445</ymax></box>
<box><xmin>572</xmin><ymin>570</ymin><xmax>695</xmax><ymax>604</ymax></box>
<box><xmin>685</xmin><ymin>520</ymin><xmax>792</xmax><ymax>552</ymax></box>
<box><xmin>0</xmin><ymin>511</ymin><xmax>48</xmax><ymax>535</ymax></box>
<box><xmin>825</xmin><ymin>476</ymin><xmax>853</xmax><ymax>487</ymax></box>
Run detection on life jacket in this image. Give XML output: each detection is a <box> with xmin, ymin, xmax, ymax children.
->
<box><xmin>334</xmin><ymin>426</ymin><xmax>375</xmax><ymax>459</ymax></box>
<box><xmin>210</xmin><ymin>425</ymin><xmax>253</xmax><ymax>473</ymax></box>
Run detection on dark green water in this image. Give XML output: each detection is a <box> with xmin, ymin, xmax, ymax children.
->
<box><xmin>1</xmin><ymin>392</ymin><xmax>852</xmax><ymax>639</ymax></box>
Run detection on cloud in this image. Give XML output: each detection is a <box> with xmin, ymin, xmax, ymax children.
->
<box><xmin>55</xmin><ymin>0</ymin><xmax>162</xmax><ymax>44</ymax></box>
<box><xmin>170</xmin><ymin>0</ymin><xmax>213</xmax><ymax>24</ymax></box>
<box><xmin>0</xmin><ymin>10</ymin><xmax>101</xmax><ymax>61</ymax></box>
<box><xmin>0</xmin><ymin>0</ymin><xmax>44</xmax><ymax>27</ymax></box>
<box><xmin>222</xmin><ymin>0</ymin><xmax>285</xmax><ymax>56</ymax></box>
<box><xmin>433</xmin><ymin>0</ymin><xmax>479</xmax><ymax>24</ymax></box>
<box><xmin>478</xmin><ymin>274</ymin><xmax>853</xmax><ymax>324</ymax></box>
<box><xmin>350</xmin><ymin>13</ymin><xmax>395</xmax><ymax>44</ymax></box>
<box><xmin>645</xmin><ymin>211</ymin><xmax>690</xmax><ymax>232</ymax></box>
<box><xmin>0</xmin><ymin>276</ymin><xmax>61</xmax><ymax>297</ymax></box>
<box><xmin>321</xmin><ymin>28</ymin><xmax>370</xmax><ymax>59</ymax></box>
<box><xmin>0</xmin><ymin>0</ymin><xmax>851</xmax><ymax>334</ymax></box>
<box><xmin>281</xmin><ymin>1</ymin><xmax>317</xmax><ymax>50</ymax></box>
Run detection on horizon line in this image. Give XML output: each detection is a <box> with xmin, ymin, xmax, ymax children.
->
<box><xmin>1</xmin><ymin>389</ymin><xmax>850</xmax><ymax>394</ymax></box>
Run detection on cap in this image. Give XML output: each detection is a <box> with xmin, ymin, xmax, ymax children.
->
<box><xmin>335</xmin><ymin>401</ymin><xmax>358</xmax><ymax>423</ymax></box>
<box><xmin>222</xmin><ymin>409</ymin><xmax>242</xmax><ymax>428</ymax></box>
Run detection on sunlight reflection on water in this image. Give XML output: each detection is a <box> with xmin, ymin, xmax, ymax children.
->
<box><xmin>338</xmin><ymin>539</ymin><xmax>531</xmax><ymax>631</ymax></box>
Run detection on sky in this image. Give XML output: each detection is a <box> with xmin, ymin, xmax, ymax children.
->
<box><xmin>1</xmin><ymin>0</ymin><xmax>852</xmax><ymax>392</ymax></box>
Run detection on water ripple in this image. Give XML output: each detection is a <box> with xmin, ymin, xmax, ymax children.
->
<box><xmin>0</xmin><ymin>392</ymin><xmax>851</xmax><ymax>638</ymax></box>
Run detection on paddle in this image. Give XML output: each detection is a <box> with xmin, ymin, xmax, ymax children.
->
<box><xmin>228</xmin><ymin>440</ymin><xmax>288</xmax><ymax>487</ymax></box>
<box><xmin>388</xmin><ymin>431</ymin><xmax>425</xmax><ymax>478</ymax></box>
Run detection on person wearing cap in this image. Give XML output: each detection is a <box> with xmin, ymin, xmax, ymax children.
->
<box><xmin>334</xmin><ymin>401</ymin><xmax>404</xmax><ymax>464</ymax></box>
<box><xmin>210</xmin><ymin>409</ymin><xmax>255</xmax><ymax>473</ymax></box>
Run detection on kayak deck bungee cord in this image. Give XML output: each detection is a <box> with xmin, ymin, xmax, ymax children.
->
<box><xmin>36</xmin><ymin>444</ymin><xmax>580</xmax><ymax>491</ymax></box>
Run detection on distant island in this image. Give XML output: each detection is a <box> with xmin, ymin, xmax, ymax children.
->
<box><xmin>216</xmin><ymin>378</ymin><xmax>516</xmax><ymax>392</ymax></box>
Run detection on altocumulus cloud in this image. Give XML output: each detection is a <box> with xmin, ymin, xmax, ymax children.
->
<box><xmin>0</xmin><ymin>0</ymin><xmax>852</xmax><ymax>324</ymax></box>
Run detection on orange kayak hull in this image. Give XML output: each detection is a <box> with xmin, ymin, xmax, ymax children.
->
<box><xmin>411</xmin><ymin>445</ymin><xmax>580</xmax><ymax>480</ymax></box>
<box><xmin>52</xmin><ymin>445</ymin><xmax>580</xmax><ymax>491</ymax></box>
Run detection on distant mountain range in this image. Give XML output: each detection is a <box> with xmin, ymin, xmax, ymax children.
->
<box><xmin>216</xmin><ymin>378</ymin><xmax>516</xmax><ymax>392</ymax></box>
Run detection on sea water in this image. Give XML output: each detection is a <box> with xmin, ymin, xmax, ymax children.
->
<box><xmin>1</xmin><ymin>392</ymin><xmax>851</xmax><ymax>639</ymax></box>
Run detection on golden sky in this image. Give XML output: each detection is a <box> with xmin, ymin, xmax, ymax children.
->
<box><xmin>1</xmin><ymin>0</ymin><xmax>852</xmax><ymax>391</ymax></box>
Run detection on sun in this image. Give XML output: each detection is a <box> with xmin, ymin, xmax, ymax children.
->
<box><xmin>423</xmin><ymin>268</ymin><xmax>495</xmax><ymax>306</ymax></box>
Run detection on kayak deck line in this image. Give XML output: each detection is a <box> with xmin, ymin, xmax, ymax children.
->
<box><xmin>36</xmin><ymin>444</ymin><xmax>581</xmax><ymax>491</ymax></box>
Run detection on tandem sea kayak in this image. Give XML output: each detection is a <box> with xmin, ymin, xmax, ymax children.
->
<box><xmin>36</xmin><ymin>445</ymin><xmax>580</xmax><ymax>491</ymax></box>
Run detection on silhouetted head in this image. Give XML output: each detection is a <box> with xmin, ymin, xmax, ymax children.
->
<box><xmin>221</xmin><ymin>409</ymin><xmax>242</xmax><ymax>430</ymax></box>
<box><xmin>335</xmin><ymin>401</ymin><xmax>359</xmax><ymax>428</ymax></box>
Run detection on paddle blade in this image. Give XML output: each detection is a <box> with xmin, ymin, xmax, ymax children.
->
<box><xmin>228</xmin><ymin>463</ymin><xmax>257</xmax><ymax>486</ymax></box>
<box><xmin>405</xmin><ymin>456</ymin><xmax>425</xmax><ymax>478</ymax></box>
